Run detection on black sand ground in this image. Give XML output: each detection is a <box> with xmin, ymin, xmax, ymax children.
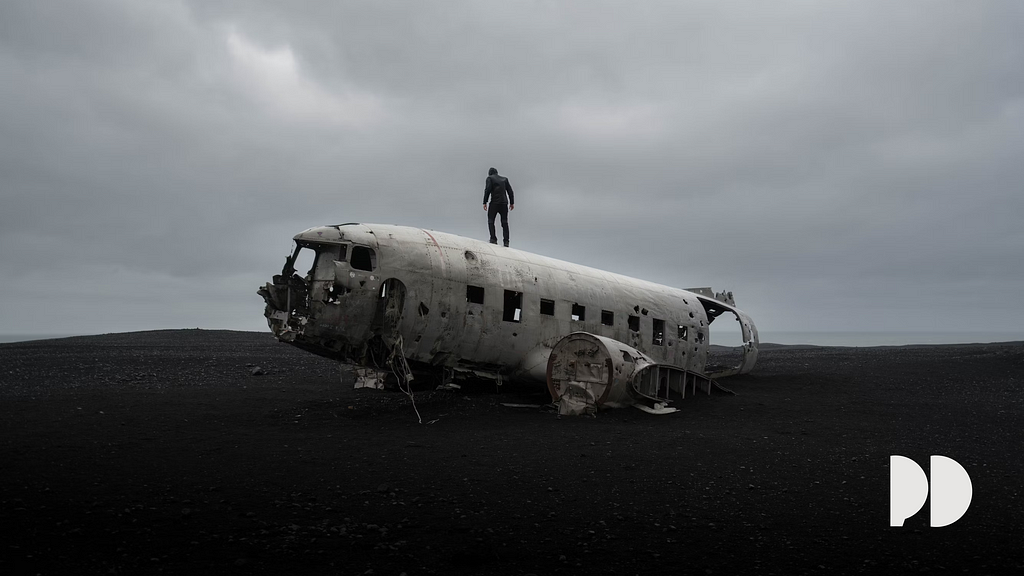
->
<box><xmin>1</xmin><ymin>330</ymin><xmax>1022</xmax><ymax>575</ymax></box>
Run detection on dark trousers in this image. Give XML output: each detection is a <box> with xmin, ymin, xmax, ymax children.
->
<box><xmin>487</xmin><ymin>202</ymin><xmax>509</xmax><ymax>244</ymax></box>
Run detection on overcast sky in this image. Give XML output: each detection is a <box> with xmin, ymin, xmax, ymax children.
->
<box><xmin>1</xmin><ymin>1</ymin><xmax>1022</xmax><ymax>340</ymax></box>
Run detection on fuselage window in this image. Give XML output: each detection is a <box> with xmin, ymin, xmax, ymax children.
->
<box><xmin>678</xmin><ymin>325</ymin><xmax>688</xmax><ymax>340</ymax></box>
<box><xmin>503</xmin><ymin>290</ymin><xmax>523</xmax><ymax>323</ymax></box>
<box><xmin>628</xmin><ymin>315</ymin><xmax>640</xmax><ymax>332</ymax></box>
<box><xmin>601</xmin><ymin>310</ymin><xmax>614</xmax><ymax>326</ymax></box>
<box><xmin>653</xmin><ymin>318</ymin><xmax>665</xmax><ymax>346</ymax></box>
<box><xmin>350</xmin><ymin>246</ymin><xmax>377</xmax><ymax>271</ymax></box>
<box><xmin>337</xmin><ymin>244</ymin><xmax>348</xmax><ymax>262</ymax></box>
<box><xmin>467</xmin><ymin>285</ymin><xmax>485</xmax><ymax>304</ymax></box>
<box><xmin>571</xmin><ymin>303</ymin><xmax>585</xmax><ymax>322</ymax></box>
<box><xmin>540</xmin><ymin>299</ymin><xmax>555</xmax><ymax>316</ymax></box>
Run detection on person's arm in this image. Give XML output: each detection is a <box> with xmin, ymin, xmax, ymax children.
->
<box><xmin>483</xmin><ymin>177</ymin><xmax>491</xmax><ymax>206</ymax></box>
<box><xmin>506</xmin><ymin>179</ymin><xmax>515</xmax><ymax>209</ymax></box>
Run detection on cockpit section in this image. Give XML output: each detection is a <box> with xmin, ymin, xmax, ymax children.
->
<box><xmin>259</xmin><ymin>243</ymin><xmax>323</xmax><ymax>335</ymax></box>
<box><xmin>258</xmin><ymin>225</ymin><xmax>385</xmax><ymax>362</ymax></box>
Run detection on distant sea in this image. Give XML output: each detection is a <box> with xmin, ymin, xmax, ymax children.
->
<box><xmin>0</xmin><ymin>334</ymin><xmax>87</xmax><ymax>343</ymax></box>
<box><xmin>726</xmin><ymin>331</ymin><xmax>1024</xmax><ymax>347</ymax></box>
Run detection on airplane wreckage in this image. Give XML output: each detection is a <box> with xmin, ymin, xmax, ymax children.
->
<box><xmin>258</xmin><ymin>223</ymin><xmax>758</xmax><ymax>416</ymax></box>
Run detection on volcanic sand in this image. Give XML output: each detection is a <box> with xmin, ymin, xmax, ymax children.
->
<box><xmin>1</xmin><ymin>330</ymin><xmax>1022</xmax><ymax>575</ymax></box>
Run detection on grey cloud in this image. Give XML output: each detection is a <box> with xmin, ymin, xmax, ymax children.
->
<box><xmin>1</xmin><ymin>0</ymin><xmax>1022</xmax><ymax>336</ymax></box>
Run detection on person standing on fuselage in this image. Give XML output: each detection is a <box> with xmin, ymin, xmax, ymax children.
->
<box><xmin>482</xmin><ymin>167</ymin><xmax>515</xmax><ymax>247</ymax></box>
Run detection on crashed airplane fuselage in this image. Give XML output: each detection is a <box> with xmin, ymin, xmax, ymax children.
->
<box><xmin>258</xmin><ymin>223</ymin><xmax>758</xmax><ymax>412</ymax></box>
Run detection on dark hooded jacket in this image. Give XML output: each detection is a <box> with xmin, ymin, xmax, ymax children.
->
<box><xmin>483</xmin><ymin>171</ymin><xmax>515</xmax><ymax>205</ymax></box>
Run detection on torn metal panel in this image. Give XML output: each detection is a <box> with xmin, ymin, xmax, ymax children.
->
<box><xmin>353</xmin><ymin>367</ymin><xmax>388</xmax><ymax>389</ymax></box>
<box><xmin>258</xmin><ymin>223</ymin><xmax>759</xmax><ymax>414</ymax></box>
<box><xmin>557</xmin><ymin>383</ymin><xmax>598</xmax><ymax>416</ymax></box>
<box><xmin>635</xmin><ymin>403</ymin><xmax>678</xmax><ymax>415</ymax></box>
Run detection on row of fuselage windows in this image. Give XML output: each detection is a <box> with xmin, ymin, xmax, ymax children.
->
<box><xmin>465</xmin><ymin>284</ymin><xmax>703</xmax><ymax>346</ymax></box>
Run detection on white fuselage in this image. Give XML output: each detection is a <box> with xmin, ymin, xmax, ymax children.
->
<box><xmin>259</xmin><ymin>223</ymin><xmax>758</xmax><ymax>383</ymax></box>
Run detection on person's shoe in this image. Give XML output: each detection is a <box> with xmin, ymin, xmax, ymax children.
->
<box><xmin>489</xmin><ymin>239</ymin><xmax>497</xmax><ymax>244</ymax></box>
<box><xmin>503</xmin><ymin>241</ymin><xmax>509</xmax><ymax>247</ymax></box>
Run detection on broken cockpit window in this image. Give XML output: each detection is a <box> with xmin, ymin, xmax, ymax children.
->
<box><xmin>276</xmin><ymin>244</ymin><xmax>317</xmax><ymax>314</ymax></box>
<box><xmin>351</xmin><ymin>246</ymin><xmax>377</xmax><ymax>271</ymax></box>
<box><xmin>266</xmin><ymin>242</ymin><xmax>343</xmax><ymax>319</ymax></box>
<box><xmin>288</xmin><ymin>244</ymin><xmax>316</xmax><ymax>277</ymax></box>
<box><xmin>628</xmin><ymin>315</ymin><xmax>640</xmax><ymax>332</ymax></box>
<box><xmin>571</xmin><ymin>303</ymin><xmax>585</xmax><ymax>322</ymax></box>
